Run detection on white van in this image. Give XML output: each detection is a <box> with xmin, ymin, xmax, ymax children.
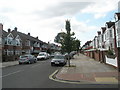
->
<box><xmin>37</xmin><ymin>52</ymin><xmax>48</xmax><ymax>60</ymax></box>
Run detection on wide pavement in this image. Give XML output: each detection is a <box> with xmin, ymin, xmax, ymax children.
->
<box><xmin>55</xmin><ymin>53</ymin><xmax>119</xmax><ymax>85</ymax></box>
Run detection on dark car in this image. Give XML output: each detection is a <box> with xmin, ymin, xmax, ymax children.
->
<box><xmin>51</xmin><ymin>55</ymin><xmax>67</xmax><ymax>66</ymax></box>
<box><xmin>19</xmin><ymin>54</ymin><xmax>37</xmax><ymax>64</ymax></box>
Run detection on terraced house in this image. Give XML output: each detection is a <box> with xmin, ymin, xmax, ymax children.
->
<box><xmin>81</xmin><ymin>12</ymin><xmax>120</xmax><ymax>71</ymax></box>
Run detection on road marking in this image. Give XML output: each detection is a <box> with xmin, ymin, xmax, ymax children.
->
<box><xmin>95</xmin><ymin>77</ymin><xmax>118</xmax><ymax>84</ymax></box>
<box><xmin>49</xmin><ymin>70</ymin><xmax>59</xmax><ymax>79</ymax></box>
<box><xmin>0</xmin><ymin>70</ymin><xmax>23</xmax><ymax>78</ymax></box>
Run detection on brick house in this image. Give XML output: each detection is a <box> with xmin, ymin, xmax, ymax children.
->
<box><xmin>115</xmin><ymin>12</ymin><xmax>120</xmax><ymax>71</ymax></box>
<box><xmin>2</xmin><ymin>26</ymin><xmax>44</xmax><ymax>61</ymax></box>
<box><xmin>0</xmin><ymin>23</ymin><xmax>3</xmax><ymax>62</ymax></box>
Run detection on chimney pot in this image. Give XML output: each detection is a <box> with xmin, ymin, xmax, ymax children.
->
<box><xmin>97</xmin><ymin>31</ymin><xmax>101</xmax><ymax>35</ymax></box>
<box><xmin>28</xmin><ymin>33</ymin><xmax>30</xmax><ymax>36</ymax></box>
<box><xmin>8</xmin><ymin>28</ymin><xmax>11</xmax><ymax>32</ymax></box>
<box><xmin>14</xmin><ymin>27</ymin><xmax>17</xmax><ymax>31</ymax></box>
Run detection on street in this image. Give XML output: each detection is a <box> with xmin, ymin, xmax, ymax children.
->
<box><xmin>2</xmin><ymin>58</ymin><xmax>118</xmax><ymax>88</ymax></box>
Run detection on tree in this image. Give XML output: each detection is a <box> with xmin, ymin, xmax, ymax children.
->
<box><xmin>54</xmin><ymin>20</ymin><xmax>81</xmax><ymax>67</ymax></box>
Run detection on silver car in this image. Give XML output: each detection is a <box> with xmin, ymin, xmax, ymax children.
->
<box><xmin>19</xmin><ymin>54</ymin><xmax>37</xmax><ymax>64</ymax></box>
<box><xmin>51</xmin><ymin>55</ymin><xmax>67</xmax><ymax>66</ymax></box>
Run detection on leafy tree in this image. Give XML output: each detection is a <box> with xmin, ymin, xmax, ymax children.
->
<box><xmin>54</xmin><ymin>20</ymin><xmax>81</xmax><ymax>66</ymax></box>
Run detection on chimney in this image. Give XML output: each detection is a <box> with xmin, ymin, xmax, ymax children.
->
<box><xmin>14</xmin><ymin>27</ymin><xmax>17</xmax><ymax>31</ymax></box>
<box><xmin>101</xmin><ymin>27</ymin><xmax>106</xmax><ymax>33</ymax></box>
<box><xmin>0</xmin><ymin>23</ymin><xmax>3</xmax><ymax>30</ymax></box>
<box><xmin>8</xmin><ymin>28</ymin><xmax>11</xmax><ymax>32</ymax></box>
<box><xmin>28</xmin><ymin>33</ymin><xmax>30</xmax><ymax>36</ymax></box>
<box><xmin>36</xmin><ymin>36</ymin><xmax>38</xmax><ymax>39</ymax></box>
<box><xmin>97</xmin><ymin>31</ymin><xmax>101</xmax><ymax>35</ymax></box>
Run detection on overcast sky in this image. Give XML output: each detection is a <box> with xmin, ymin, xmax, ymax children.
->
<box><xmin>0</xmin><ymin>0</ymin><xmax>119</xmax><ymax>46</ymax></box>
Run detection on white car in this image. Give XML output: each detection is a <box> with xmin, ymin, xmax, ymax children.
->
<box><xmin>37</xmin><ymin>52</ymin><xmax>48</xmax><ymax>60</ymax></box>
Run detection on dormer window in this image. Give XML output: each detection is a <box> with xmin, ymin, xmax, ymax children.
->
<box><xmin>7</xmin><ymin>37</ymin><xmax>13</xmax><ymax>45</ymax></box>
<box><xmin>15</xmin><ymin>35</ymin><xmax>21</xmax><ymax>46</ymax></box>
<box><xmin>16</xmin><ymin>39</ymin><xmax>20</xmax><ymax>46</ymax></box>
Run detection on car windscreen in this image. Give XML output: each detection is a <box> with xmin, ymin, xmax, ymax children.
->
<box><xmin>54</xmin><ymin>55</ymin><xmax>64</xmax><ymax>59</ymax></box>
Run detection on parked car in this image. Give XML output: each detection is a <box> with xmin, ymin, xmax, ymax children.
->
<box><xmin>37</xmin><ymin>52</ymin><xmax>48</xmax><ymax>60</ymax></box>
<box><xmin>69</xmin><ymin>51</ymin><xmax>77</xmax><ymax>59</ymax></box>
<box><xmin>18</xmin><ymin>54</ymin><xmax>37</xmax><ymax>64</ymax></box>
<box><xmin>64</xmin><ymin>53</ymin><xmax>69</xmax><ymax>60</ymax></box>
<box><xmin>51</xmin><ymin>55</ymin><xmax>67</xmax><ymax>66</ymax></box>
<box><xmin>47</xmin><ymin>53</ymin><xmax>50</xmax><ymax>59</ymax></box>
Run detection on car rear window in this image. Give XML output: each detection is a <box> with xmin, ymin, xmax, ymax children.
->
<box><xmin>39</xmin><ymin>54</ymin><xmax>45</xmax><ymax>56</ymax></box>
<box><xmin>54</xmin><ymin>55</ymin><xmax>64</xmax><ymax>59</ymax></box>
<box><xmin>20</xmin><ymin>55</ymin><xmax>29</xmax><ymax>58</ymax></box>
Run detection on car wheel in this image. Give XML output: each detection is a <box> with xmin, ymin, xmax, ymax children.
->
<box><xmin>28</xmin><ymin>61</ymin><xmax>31</xmax><ymax>64</ymax></box>
<box><xmin>19</xmin><ymin>63</ymin><xmax>22</xmax><ymax>65</ymax></box>
<box><xmin>51</xmin><ymin>64</ymin><xmax>54</xmax><ymax>66</ymax></box>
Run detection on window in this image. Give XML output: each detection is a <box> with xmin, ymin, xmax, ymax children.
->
<box><xmin>109</xmin><ymin>30</ymin><xmax>112</xmax><ymax>37</ymax></box>
<box><xmin>7</xmin><ymin>37</ymin><xmax>13</xmax><ymax>45</ymax></box>
<box><xmin>15</xmin><ymin>50</ymin><xmax>21</xmax><ymax>55</ymax></box>
<box><xmin>16</xmin><ymin>39</ymin><xmax>20</xmax><ymax>46</ymax></box>
<box><xmin>7</xmin><ymin>50</ymin><xmax>13</xmax><ymax>56</ymax></box>
<box><xmin>4</xmin><ymin>50</ymin><xmax>7</xmax><ymax>55</ymax></box>
<box><xmin>26</xmin><ymin>40</ymin><xmax>30</xmax><ymax>46</ymax></box>
<box><xmin>117</xmin><ymin>27</ymin><xmax>120</xmax><ymax>34</ymax></box>
<box><xmin>118</xmin><ymin>41</ymin><xmax>120</xmax><ymax>47</ymax></box>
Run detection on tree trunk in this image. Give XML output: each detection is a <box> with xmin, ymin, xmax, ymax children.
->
<box><xmin>68</xmin><ymin>55</ymin><xmax>70</xmax><ymax>67</ymax></box>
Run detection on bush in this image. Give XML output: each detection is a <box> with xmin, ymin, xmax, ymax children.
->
<box><xmin>107</xmin><ymin>50</ymin><xmax>114</xmax><ymax>55</ymax></box>
<box><xmin>107</xmin><ymin>50</ymin><xmax>116</xmax><ymax>59</ymax></box>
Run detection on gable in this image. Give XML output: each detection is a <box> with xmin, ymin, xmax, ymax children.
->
<box><xmin>15</xmin><ymin>35</ymin><xmax>21</xmax><ymax>41</ymax></box>
<box><xmin>7</xmin><ymin>33</ymin><xmax>14</xmax><ymax>39</ymax></box>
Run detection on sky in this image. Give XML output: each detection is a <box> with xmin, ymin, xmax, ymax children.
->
<box><xmin>0</xmin><ymin>0</ymin><xmax>119</xmax><ymax>46</ymax></box>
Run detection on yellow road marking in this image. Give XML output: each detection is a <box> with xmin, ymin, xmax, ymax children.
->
<box><xmin>95</xmin><ymin>77</ymin><xmax>118</xmax><ymax>84</ymax></box>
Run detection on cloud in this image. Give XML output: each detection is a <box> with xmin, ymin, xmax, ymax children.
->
<box><xmin>34</xmin><ymin>2</ymin><xmax>92</xmax><ymax>19</ymax></box>
<box><xmin>81</xmin><ymin>0</ymin><xmax>119</xmax><ymax>19</ymax></box>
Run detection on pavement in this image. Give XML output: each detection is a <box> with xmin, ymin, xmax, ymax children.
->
<box><xmin>55</xmin><ymin>53</ymin><xmax>120</xmax><ymax>84</ymax></box>
<box><xmin>0</xmin><ymin>60</ymin><xmax>18</xmax><ymax>68</ymax></box>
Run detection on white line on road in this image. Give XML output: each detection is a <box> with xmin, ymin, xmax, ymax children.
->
<box><xmin>0</xmin><ymin>70</ymin><xmax>24</xmax><ymax>78</ymax></box>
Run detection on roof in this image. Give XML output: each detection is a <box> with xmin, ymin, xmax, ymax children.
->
<box><xmin>101</xmin><ymin>27</ymin><xmax>106</xmax><ymax>33</ymax></box>
<box><xmin>106</xmin><ymin>21</ymin><xmax>115</xmax><ymax>28</ymax></box>
<box><xmin>115</xmin><ymin>13</ymin><xmax>120</xmax><ymax>20</ymax></box>
<box><xmin>2</xmin><ymin>30</ymin><xmax>8</xmax><ymax>38</ymax></box>
<box><xmin>11</xmin><ymin>30</ymin><xmax>43</xmax><ymax>44</ymax></box>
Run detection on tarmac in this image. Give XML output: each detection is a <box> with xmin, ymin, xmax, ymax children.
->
<box><xmin>0</xmin><ymin>53</ymin><xmax>120</xmax><ymax>85</ymax></box>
